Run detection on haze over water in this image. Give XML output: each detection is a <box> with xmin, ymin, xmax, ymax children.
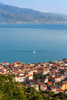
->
<box><xmin>0</xmin><ymin>23</ymin><xmax>67</xmax><ymax>63</ymax></box>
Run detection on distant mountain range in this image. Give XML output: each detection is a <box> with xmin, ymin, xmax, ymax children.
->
<box><xmin>0</xmin><ymin>3</ymin><xmax>67</xmax><ymax>23</ymax></box>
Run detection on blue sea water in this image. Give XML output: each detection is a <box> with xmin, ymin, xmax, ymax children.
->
<box><xmin>0</xmin><ymin>23</ymin><xmax>67</xmax><ymax>63</ymax></box>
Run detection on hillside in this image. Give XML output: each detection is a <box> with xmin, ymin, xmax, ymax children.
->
<box><xmin>0</xmin><ymin>3</ymin><xmax>67</xmax><ymax>23</ymax></box>
<box><xmin>0</xmin><ymin>75</ymin><xmax>67</xmax><ymax>100</ymax></box>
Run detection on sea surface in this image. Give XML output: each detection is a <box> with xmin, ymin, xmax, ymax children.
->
<box><xmin>0</xmin><ymin>23</ymin><xmax>67</xmax><ymax>63</ymax></box>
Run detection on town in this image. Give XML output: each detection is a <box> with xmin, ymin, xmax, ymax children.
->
<box><xmin>0</xmin><ymin>59</ymin><xmax>67</xmax><ymax>94</ymax></box>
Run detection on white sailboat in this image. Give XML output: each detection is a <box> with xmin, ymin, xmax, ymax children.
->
<box><xmin>33</xmin><ymin>50</ymin><xmax>36</xmax><ymax>54</ymax></box>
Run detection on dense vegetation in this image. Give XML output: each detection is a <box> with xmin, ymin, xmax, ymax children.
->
<box><xmin>0</xmin><ymin>3</ymin><xmax>67</xmax><ymax>23</ymax></box>
<box><xmin>0</xmin><ymin>75</ymin><xmax>67</xmax><ymax>100</ymax></box>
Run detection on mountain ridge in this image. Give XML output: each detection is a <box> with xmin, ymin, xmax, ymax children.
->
<box><xmin>0</xmin><ymin>3</ymin><xmax>67</xmax><ymax>23</ymax></box>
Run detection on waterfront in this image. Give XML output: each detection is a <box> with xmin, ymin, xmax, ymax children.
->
<box><xmin>0</xmin><ymin>59</ymin><xmax>67</xmax><ymax>94</ymax></box>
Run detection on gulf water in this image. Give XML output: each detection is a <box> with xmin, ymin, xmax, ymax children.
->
<box><xmin>0</xmin><ymin>23</ymin><xmax>67</xmax><ymax>63</ymax></box>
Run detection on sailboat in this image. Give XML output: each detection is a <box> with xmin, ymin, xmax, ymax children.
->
<box><xmin>33</xmin><ymin>50</ymin><xmax>36</xmax><ymax>54</ymax></box>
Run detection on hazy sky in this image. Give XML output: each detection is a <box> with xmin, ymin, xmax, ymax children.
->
<box><xmin>0</xmin><ymin>0</ymin><xmax>67</xmax><ymax>14</ymax></box>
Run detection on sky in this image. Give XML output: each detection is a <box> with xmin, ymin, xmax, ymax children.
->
<box><xmin>0</xmin><ymin>0</ymin><xmax>67</xmax><ymax>14</ymax></box>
